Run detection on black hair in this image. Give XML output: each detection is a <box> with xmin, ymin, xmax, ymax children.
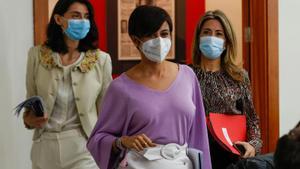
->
<box><xmin>274</xmin><ymin>122</ymin><xmax>300</xmax><ymax>169</ymax></box>
<box><xmin>45</xmin><ymin>0</ymin><xmax>98</xmax><ymax>54</ymax></box>
<box><xmin>128</xmin><ymin>5</ymin><xmax>173</xmax><ymax>38</ymax></box>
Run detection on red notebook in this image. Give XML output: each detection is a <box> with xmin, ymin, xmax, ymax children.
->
<box><xmin>207</xmin><ymin>113</ymin><xmax>246</xmax><ymax>156</ymax></box>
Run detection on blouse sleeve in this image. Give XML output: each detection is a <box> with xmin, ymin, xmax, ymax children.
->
<box><xmin>188</xmin><ymin>72</ymin><xmax>212</xmax><ymax>169</ymax></box>
<box><xmin>242</xmin><ymin>71</ymin><xmax>263</xmax><ymax>154</ymax></box>
<box><xmin>87</xmin><ymin>80</ymin><xmax>129</xmax><ymax>169</ymax></box>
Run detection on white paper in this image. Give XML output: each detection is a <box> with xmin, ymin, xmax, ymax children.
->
<box><xmin>222</xmin><ymin>128</ymin><xmax>233</xmax><ymax>146</ymax></box>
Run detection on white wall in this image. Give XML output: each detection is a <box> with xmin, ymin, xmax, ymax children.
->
<box><xmin>279</xmin><ymin>0</ymin><xmax>300</xmax><ymax>135</ymax></box>
<box><xmin>0</xmin><ymin>0</ymin><xmax>33</xmax><ymax>169</ymax></box>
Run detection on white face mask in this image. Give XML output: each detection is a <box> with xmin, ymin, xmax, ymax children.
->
<box><xmin>140</xmin><ymin>37</ymin><xmax>171</xmax><ymax>63</ymax></box>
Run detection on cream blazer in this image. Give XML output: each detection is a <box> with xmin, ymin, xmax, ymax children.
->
<box><xmin>26</xmin><ymin>46</ymin><xmax>112</xmax><ymax>140</ymax></box>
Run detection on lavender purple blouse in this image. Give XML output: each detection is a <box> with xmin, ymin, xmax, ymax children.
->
<box><xmin>87</xmin><ymin>64</ymin><xmax>212</xmax><ymax>169</ymax></box>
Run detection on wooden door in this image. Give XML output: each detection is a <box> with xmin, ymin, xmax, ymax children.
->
<box><xmin>243</xmin><ymin>0</ymin><xmax>279</xmax><ymax>153</ymax></box>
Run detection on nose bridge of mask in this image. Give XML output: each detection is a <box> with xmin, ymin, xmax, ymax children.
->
<box><xmin>145</xmin><ymin>37</ymin><xmax>162</xmax><ymax>47</ymax></box>
<box><xmin>68</xmin><ymin>19</ymin><xmax>90</xmax><ymax>30</ymax></box>
<box><xmin>142</xmin><ymin>37</ymin><xmax>162</xmax><ymax>53</ymax></box>
<box><xmin>201</xmin><ymin>36</ymin><xmax>224</xmax><ymax>48</ymax></box>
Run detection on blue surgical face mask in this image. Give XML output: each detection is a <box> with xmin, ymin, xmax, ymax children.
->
<box><xmin>199</xmin><ymin>36</ymin><xmax>225</xmax><ymax>60</ymax></box>
<box><xmin>64</xmin><ymin>19</ymin><xmax>90</xmax><ymax>40</ymax></box>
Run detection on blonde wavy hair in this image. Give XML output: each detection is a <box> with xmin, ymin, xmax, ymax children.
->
<box><xmin>192</xmin><ymin>10</ymin><xmax>244</xmax><ymax>82</ymax></box>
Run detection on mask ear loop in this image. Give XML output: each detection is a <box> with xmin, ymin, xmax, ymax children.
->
<box><xmin>58</xmin><ymin>16</ymin><xmax>69</xmax><ymax>33</ymax></box>
<box><xmin>133</xmin><ymin>36</ymin><xmax>144</xmax><ymax>52</ymax></box>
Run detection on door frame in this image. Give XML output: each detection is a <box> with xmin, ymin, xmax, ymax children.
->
<box><xmin>33</xmin><ymin>0</ymin><xmax>49</xmax><ymax>45</ymax></box>
<box><xmin>243</xmin><ymin>0</ymin><xmax>279</xmax><ymax>153</ymax></box>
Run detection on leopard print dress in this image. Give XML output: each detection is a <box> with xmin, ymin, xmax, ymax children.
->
<box><xmin>191</xmin><ymin>65</ymin><xmax>262</xmax><ymax>169</ymax></box>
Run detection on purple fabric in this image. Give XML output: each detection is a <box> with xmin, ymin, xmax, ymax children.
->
<box><xmin>87</xmin><ymin>64</ymin><xmax>212</xmax><ymax>169</ymax></box>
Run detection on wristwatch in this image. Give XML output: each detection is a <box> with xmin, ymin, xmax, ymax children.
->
<box><xmin>116</xmin><ymin>137</ymin><xmax>125</xmax><ymax>151</ymax></box>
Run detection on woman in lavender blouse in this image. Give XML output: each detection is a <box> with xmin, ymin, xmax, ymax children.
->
<box><xmin>87</xmin><ymin>5</ymin><xmax>211</xmax><ymax>169</ymax></box>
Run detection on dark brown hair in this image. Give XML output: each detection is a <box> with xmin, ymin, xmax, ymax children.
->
<box><xmin>128</xmin><ymin>5</ymin><xmax>173</xmax><ymax>39</ymax></box>
<box><xmin>274</xmin><ymin>121</ymin><xmax>300</xmax><ymax>169</ymax></box>
<box><xmin>45</xmin><ymin>0</ymin><xmax>98</xmax><ymax>54</ymax></box>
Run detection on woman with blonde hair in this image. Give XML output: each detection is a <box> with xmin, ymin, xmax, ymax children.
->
<box><xmin>190</xmin><ymin>10</ymin><xmax>262</xmax><ymax>169</ymax></box>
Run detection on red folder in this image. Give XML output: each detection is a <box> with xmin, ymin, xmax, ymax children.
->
<box><xmin>207</xmin><ymin>113</ymin><xmax>246</xmax><ymax>156</ymax></box>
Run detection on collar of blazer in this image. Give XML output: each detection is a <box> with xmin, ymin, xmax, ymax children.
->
<box><xmin>39</xmin><ymin>45</ymin><xmax>99</xmax><ymax>73</ymax></box>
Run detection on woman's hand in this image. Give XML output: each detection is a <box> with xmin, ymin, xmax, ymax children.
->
<box><xmin>234</xmin><ymin>141</ymin><xmax>256</xmax><ymax>158</ymax></box>
<box><xmin>23</xmin><ymin>110</ymin><xmax>48</xmax><ymax>129</ymax></box>
<box><xmin>121</xmin><ymin>134</ymin><xmax>156</xmax><ymax>151</ymax></box>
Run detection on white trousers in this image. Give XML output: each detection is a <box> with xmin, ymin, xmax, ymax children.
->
<box><xmin>31</xmin><ymin>129</ymin><xmax>98</xmax><ymax>169</ymax></box>
<box><xmin>118</xmin><ymin>143</ymin><xmax>193</xmax><ymax>169</ymax></box>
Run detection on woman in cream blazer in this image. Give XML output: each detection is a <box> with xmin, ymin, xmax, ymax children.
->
<box><xmin>25</xmin><ymin>46</ymin><xmax>112</xmax><ymax>140</ymax></box>
<box><xmin>23</xmin><ymin>0</ymin><xmax>112</xmax><ymax>169</ymax></box>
